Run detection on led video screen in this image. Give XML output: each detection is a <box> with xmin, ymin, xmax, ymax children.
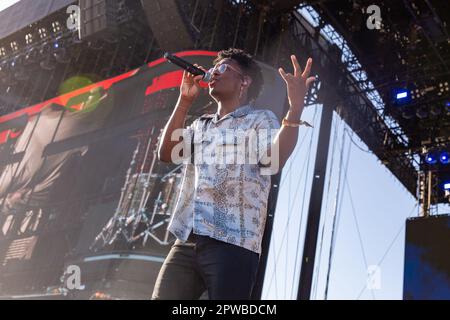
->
<box><xmin>0</xmin><ymin>51</ymin><xmax>286</xmax><ymax>299</ymax></box>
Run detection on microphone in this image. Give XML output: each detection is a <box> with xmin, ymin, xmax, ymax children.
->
<box><xmin>163</xmin><ymin>52</ymin><xmax>212</xmax><ymax>82</ymax></box>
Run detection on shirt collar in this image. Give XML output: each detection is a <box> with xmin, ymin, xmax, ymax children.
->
<box><xmin>200</xmin><ymin>104</ymin><xmax>254</xmax><ymax>123</ymax></box>
<box><xmin>231</xmin><ymin>104</ymin><xmax>254</xmax><ymax>118</ymax></box>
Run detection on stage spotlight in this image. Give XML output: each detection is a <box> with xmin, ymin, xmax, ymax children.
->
<box><xmin>444</xmin><ymin>182</ymin><xmax>450</xmax><ymax>191</ymax></box>
<box><xmin>393</xmin><ymin>88</ymin><xmax>411</xmax><ymax>105</ymax></box>
<box><xmin>396</xmin><ymin>91</ymin><xmax>408</xmax><ymax>99</ymax></box>
<box><xmin>54</xmin><ymin>42</ymin><xmax>60</xmax><ymax>49</ymax></box>
<box><xmin>440</xmin><ymin>151</ymin><xmax>449</xmax><ymax>165</ymax></box>
<box><xmin>425</xmin><ymin>152</ymin><xmax>438</xmax><ymax>165</ymax></box>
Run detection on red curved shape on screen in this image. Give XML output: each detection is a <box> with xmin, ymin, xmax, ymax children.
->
<box><xmin>0</xmin><ymin>50</ymin><xmax>217</xmax><ymax>144</ymax></box>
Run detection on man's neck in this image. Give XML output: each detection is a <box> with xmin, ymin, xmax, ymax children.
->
<box><xmin>217</xmin><ymin>97</ymin><xmax>247</xmax><ymax>119</ymax></box>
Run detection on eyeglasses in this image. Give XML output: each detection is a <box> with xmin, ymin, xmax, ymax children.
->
<box><xmin>208</xmin><ymin>64</ymin><xmax>244</xmax><ymax>78</ymax></box>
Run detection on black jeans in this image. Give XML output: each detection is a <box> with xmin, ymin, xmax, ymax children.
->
<box><xmin>152</xmin><ymin>233</ymin><xmax>260</xmax><ymax>300</ymax></box>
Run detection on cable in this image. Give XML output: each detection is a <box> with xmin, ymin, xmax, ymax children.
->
<box><xmin>345</xmin><ymin>128</ymin><xmax>372</xmax><ymax>154</ymax></box>
<box><xmin>356</xmin><ymin>202</ymin><xmax>418</xmax><ymax>299</ymax></box>
<box><xmin>344</xmin><ymin>160</ymin><xmax>377</xmax><ymax>300</ymax></box>
<box><xmin>265</xmin><ymin>106</ymin><xmax>319</xmax><ymax>298</ymax></box>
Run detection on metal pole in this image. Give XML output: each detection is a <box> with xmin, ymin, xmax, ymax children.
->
<box><xmin>425</xmin><ymin>170</ymin><xmax>432</xmax><ymax>217</ymax></box>
<box><xmin>251</xmin><ymin>173</ymin><xmax>282</xmax><ymax>300</ymax></box>
<box><xmin>297</xmin><ymin>103</ymin><xmax>334</xmax><ymax>300</ymax></box>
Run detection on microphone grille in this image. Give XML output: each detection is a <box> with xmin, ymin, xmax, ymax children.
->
<box><xmin>203</xmin><ymin>71</ymin><xmax>212</xmax><ymax>82</ymax></box>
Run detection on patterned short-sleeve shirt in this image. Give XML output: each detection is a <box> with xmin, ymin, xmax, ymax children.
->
<box><xmin>167</xmin><ymin>104</ymin><xmax>280</xmax><ymax>254</ymax></box>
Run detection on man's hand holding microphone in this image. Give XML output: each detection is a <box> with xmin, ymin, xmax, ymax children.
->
<box><xmin>158</xmin><ymin>53</ymin><xmax>209</xmax><ymax>163</ymax></box>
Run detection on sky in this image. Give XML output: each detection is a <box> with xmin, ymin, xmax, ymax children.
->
<box><xmin>262</xmin><ymin>105</ymin><xmax>421</xmax><ymax>299</ymax></box>
<box><xmin>0</xmin><ymin>0</ymin><xmax>20</xmax><ymax>12</ymax></box>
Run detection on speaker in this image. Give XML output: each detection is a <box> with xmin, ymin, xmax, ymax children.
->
<box><xmin>79</xmin><ymin>0</ymin><xmax>120</xmax><ymax>41</ymax></box>
<box><xmin>140</xmin><ymin>0</ymin><xmax>195</xmax><ymax>52</ymax></box>
<box><xmin>403</xmin><ymin>214</ymin><xmax>450</xmax><ymax>299</ymax></box>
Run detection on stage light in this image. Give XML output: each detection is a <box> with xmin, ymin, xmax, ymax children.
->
<box><xmin>425</xmin><ymin>152</ymin><xmax>438</xmax><ymax>165</ymax></box>
<box><xmin>38</xmin><ymin>27</ymin><xmax>47</xmax><ymax>39</ymax></box>
<box><xmin>25</xmin><ymin>33</ymin><xmax>33</xmax><ymax>45</ymax></box>
<box><xmin>440</xmin><ymin>151</ymin><xmax>449</xmax><ymax>164</ymax></box>
<box><xmin>393</xmin><ymin>88</ymin><xmax>411</xmax><ymax>105</ymax></box>
<box><xmin>54</xmin><ymin>43</ymin><xmax>59</xmax><ymax>49</ymax></box>
<box><xmin>396</xmin><ymin>91</ymin><xmax>408</xmax><ymax>99</ymax></box>
<box><xmin>10</xmin><ymin>41</ymin><xmax>19</xmax><ymax>52</ymax></box>
<box><xmin>444</xmin><ymin>182</ymin><xmax>450</xmax><ymax>191</ymax></box>
<box><xmin>52</xmin><ymin>21</ymin><xmax>62</xmax><ymax>33</ymax></box>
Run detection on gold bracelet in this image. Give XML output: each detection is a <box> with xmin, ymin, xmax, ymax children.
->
<box><xmin>282</xmin><ymin>117</ymin><xmax>314</xmax><ymax>128</ymax></box>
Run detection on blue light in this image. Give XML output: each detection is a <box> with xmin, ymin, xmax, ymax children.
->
<box><xmin>440</xmin><ymin>151</ymin><xmax>449</xmax><ymax>164</ymax></box>
<box><xmin>425</xmin><ymin>153</ymin><xmax>437</xmax><ymax>165</ymax></box>
<box><xmin>444</xmin><ymin>182</ymin><xmax>450</xmax><ymax>191</ymax></box>
<box><xmin>396</xmin><ymin>92</ymin><xmax>408</xmax><ymax>99</ymax></box>
<box><xmin>54</xmin><ymin>43</ymin><xmax>59</xmax><ymax>49</ymax></box>
<box><xmin>393</xmin><ymin>88</ymin><xmax>411</xmax><ymax>105</ymax></box>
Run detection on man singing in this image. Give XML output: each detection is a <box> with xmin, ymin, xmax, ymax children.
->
<box><xmin>153</xmin><ymin>48</ymin><xmax>315</xmax><ymax>300</ymax></box>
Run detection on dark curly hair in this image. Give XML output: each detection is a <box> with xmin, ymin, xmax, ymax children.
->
<box><xmin>213</xmin><ymin>48</ymin><xmax>264</xmax><ymax>102</ymax></box>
